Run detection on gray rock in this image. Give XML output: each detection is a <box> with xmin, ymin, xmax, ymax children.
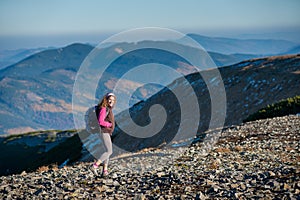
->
<box><xmin>0</xmin><ymin>115</ymin><xmax>299</xmax><ymax>199</ymax></box>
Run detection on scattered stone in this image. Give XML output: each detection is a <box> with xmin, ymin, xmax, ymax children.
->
<box><xmin>0</xmin><ymin>115</ymin><xmax>299</xmax><ymax>199</ymax></box>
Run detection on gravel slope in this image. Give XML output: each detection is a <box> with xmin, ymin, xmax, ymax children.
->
<box><xmin>0</xmin><ymin>115</ymin><xmax>299</xmax><ymax>199</ymax></box>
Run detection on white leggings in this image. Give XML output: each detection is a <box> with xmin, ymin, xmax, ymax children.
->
<box><xmin>99</xmin><ymin>133</ymin><xmax>113</xmax><ymax>165</ymax></box>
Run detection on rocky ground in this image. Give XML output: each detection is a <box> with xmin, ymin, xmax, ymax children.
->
<box><xmin>0</xmin><ymin>115</ymin><xmax>299</xmax><ymax>199</ymax></box>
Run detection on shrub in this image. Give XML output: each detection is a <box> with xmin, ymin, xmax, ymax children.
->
<box><xmin>243</xmin><ymin>95</ymin><xmax>300</xmax><ymax>122</ymax></box>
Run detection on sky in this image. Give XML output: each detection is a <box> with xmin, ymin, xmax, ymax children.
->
<box><xmin>0</xmin><ymin>0</ymin><xmax>300</xmax><ymax>50</ymax></box>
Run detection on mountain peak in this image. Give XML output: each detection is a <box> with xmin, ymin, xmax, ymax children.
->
<box><xmin>0</xmin><ymin>43</ymin><xmax>93</xmax><ymax>78</ymax></box>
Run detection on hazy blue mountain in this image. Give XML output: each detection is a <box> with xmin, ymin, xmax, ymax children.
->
<box><xmin>187</xmin><ymin>33</ymin><xmax>297</xmax><ymax>55</ymax></box>
<box><xmin>282</xmin><ymin>45</ymin><xmax>300</xmax><ymax>55</ymax></box>
<box><xmin>0</xmin><ymin>48</ymin><xmax>52</xmax><ymax>70</ymax></box>
<box><xmin>1</xmin><ymin>43</ymin><xmax>93</xmax><ymax>77</ymax></box>
<box><xmin>2</xmin><ymin>33</ymin><xmax>295</xmax><ymax>71</ymax></box>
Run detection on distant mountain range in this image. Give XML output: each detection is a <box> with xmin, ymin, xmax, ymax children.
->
<box><xmin>187</xmin><ymin>34</ymin><xmax>298</xmax><ymax>55</ymax></box>
<box><xmin>0</xmin><ymin>34</ymin><xmax>299</xmax><ymax>135</ymax></box>
<box><xmin>1</xmin><ymin>33</ymin><xmax>298</xmax><ymax>71</ymax></box>
<box><xmin>283</xmin><ymin>45</ymin><xmax>300</xmax><ymax>55</ymax></box>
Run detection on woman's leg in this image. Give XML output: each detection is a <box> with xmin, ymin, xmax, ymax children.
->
<box><xmin>96</xmin><ymin>133</ymin><xmax>112</xmax><ymax>167</ymax></box>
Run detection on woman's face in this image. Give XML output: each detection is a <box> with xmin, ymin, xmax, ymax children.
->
<box><xmin>107</xmin><ymin>96</ymin><xmax>116</xmax><ymax>108</ymax></box>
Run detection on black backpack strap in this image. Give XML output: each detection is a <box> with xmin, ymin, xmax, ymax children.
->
<box><xmin>105</xmin><ymin>107</ymin><xmax>109</xmax><ymax>118</ymax></box>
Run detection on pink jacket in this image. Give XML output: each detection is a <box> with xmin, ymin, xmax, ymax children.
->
<box><xmin>98</xmin><ymin>107</ymin><xmax>112</xmax><ymax>128</ymax></box>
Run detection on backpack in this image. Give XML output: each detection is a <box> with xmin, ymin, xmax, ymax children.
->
<box><xmin>85</xmin><ymin>106</ymin><xmax>109</xmax><ymax>134</ymax></box>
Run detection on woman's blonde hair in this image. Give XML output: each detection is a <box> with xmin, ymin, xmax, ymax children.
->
<box><xmin>98</xmin><ymin>93</ymin><xmax>116</xmax><ymax>108</ymax></box>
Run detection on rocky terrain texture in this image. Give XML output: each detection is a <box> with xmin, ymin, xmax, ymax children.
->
<box><xmin>0</xmin><ymin>115</ymin><xmax>299</xmax><ymax>199</ymax></box>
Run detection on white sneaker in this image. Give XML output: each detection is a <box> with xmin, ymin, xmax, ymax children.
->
<box><xmin>89</xmin><ymin>164</ymin><xmax>101</xmax><ymax>176</ymax></box>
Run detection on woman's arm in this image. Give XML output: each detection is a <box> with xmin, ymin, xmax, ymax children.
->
<box><xmin>98</xmin><ymin>107</ymin><xmax>112</xmax><ymax>127</ymax></box>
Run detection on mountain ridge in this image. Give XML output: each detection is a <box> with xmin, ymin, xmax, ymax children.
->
<box><xmin>187</xmin><ymin>33</ymin><xmax>298</xmax><ymax>55</ymax></box>
<box><xmin>0</xmin><ymin>43</ymin><xmax>94</xmax><ymax>77</ymax></box>
<box><xmin>0</xmin><ymin>47</ymin><xmax>52</xmax><ymax>70</ymax></box>
<box><xmin>1</xmin><ymin>33</ymin><xmax>298</xmax><ymax>72</ymax></box>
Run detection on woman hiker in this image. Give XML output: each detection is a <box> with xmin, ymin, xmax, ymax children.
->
<box><xmin>89</xmin><ymin>92</ymin><xmax>116</xmax><ymax>177</ymax></box>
